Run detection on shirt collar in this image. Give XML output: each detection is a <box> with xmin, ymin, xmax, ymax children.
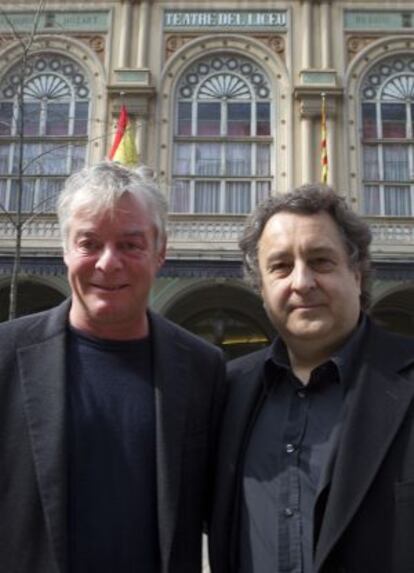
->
<box><xmin>264</xmin><ymin>313</ymin><xmax>368</xmax><ymax>389</ymax></box>
<box><xmin>330</xmin><ymin>313</ymin><xmax>367</xmax><ymax>385</ymax></box>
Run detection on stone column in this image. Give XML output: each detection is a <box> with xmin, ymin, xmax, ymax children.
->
<box><xmin>137</xmin><ymin>0</ymin><xmax>151</xmax><ymax>68</ymax></box>
<box><xmin>137</xmin><ymin>114</ymin><xmax>148</xmax><ymax>163</ymax></box>
<box><xmin>321</xmin><ymin>1</ymin><xmax>335</xmax><ymax>186</ymax></box>
<box><xmin>301</xmin><ymin>0</ymin><xmax>313</xmax><ymax>184</ymax></box>
<box><xmin>118</xmin><ymin>0</ymin><xmax>133</xmax><ymax>68</ymax></box>
<box><xmin>320</xmin><ymin>0</ymin><xmax>332</xmax><ymax>69</ymax></box>
<box><xmin>326</xmin><ymin>114</ymin><xmax>335</xmax><ymax>187</ymax></box>
<box><xmin>301</xmin><ymin>117</ymin><xmax>313</xmax><ymax>184</ymax></box>
<box><xmin>302</xmin><ymin>0</ymin><xmax>312</xmax><ymax>69</ymax></box>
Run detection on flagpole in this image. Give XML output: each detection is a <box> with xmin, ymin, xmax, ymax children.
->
<box><xmin>321</xmin><ymin>92</ymin><xmax>328</xmax><ymax>184</ymax></box>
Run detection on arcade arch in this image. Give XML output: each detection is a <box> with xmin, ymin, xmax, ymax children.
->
<box><xmin>0</xmin><ymin>277</ymin><xmax>67</xmax><ymax>322</ymax></box>
<box><xmin>370</xmin><ymin>284</ymin><xmax>414</xmax><ymax>337</ymax></box>
<box><xmin>163</xmin><ymin>280</ymin><xmax>273</xmax><ymax>360</ymax></box>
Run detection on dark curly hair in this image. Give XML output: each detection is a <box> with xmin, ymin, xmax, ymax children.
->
<box><xmin>240</xmin><ymin>184</ymin><xmax>372</xmax><ymax>310</ymax></box>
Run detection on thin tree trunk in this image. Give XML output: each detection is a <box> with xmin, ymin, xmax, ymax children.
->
<box><xmin>5</xmin><ymin>2</ymin><xmax>44</xmax><ymax>320</ymax></box>
<box><xmin>8</xmin><ymin>49</ymin><xmax>26</xmax><ymax>320</ymax></box>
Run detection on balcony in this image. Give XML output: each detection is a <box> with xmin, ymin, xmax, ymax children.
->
<box><xmin>0</xmin><ymin>212</ymin><xmax>413</xmax><ymax>260</ymax></box>
<box><xmin>167</xmin><ymin>214</ymin><xmax>246</xmax><ymax>259</ymax></box>
<box><xmin>366</xmin><ymin>216</ymin><xmax>414</xmax><ymax>259</ymax></box>
<box><xmin>0</xmin><ymin>213</ymin><xmax>62</xmax><ymax>255</ymax></box>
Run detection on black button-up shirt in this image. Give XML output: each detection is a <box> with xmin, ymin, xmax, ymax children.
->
<box><xmin>239</xmin><ymin>319</ymin><xmax>366</xmax><ymax>573</ymax></box>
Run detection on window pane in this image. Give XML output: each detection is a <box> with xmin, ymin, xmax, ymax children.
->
<box><xmin>256</xmin><ymin>181</ymin><xmax>271</xmax><ymax>205</ymax></box>
<box><xmin>196</xmin><ymin>143</ymin><xmax>221</xmax><ymax>175</ymax></box>
<box><xmin>0</xmin><ymin>179</ymin><xmax>7</xmax><ymax>210</ymax></box>
<box><xmin>174</xmin><ymin>143</ymin><xmax>192</xmax><ymax>175</ymax></box>
<box><xmin>257</xmin><ymin>102</ymin><xmax>270</xmax><ymax>136</ymax></box>
<box><xmin>225</xmin><ymin>182</ymin><xmax>251</xmax><ymax>213</ymax></box>
<box><xmin>226</xmin><ymin>143</ymin><xmax>251</xmax><ymax>176</ymax></box>
<box><xmin>12</xmin><ymin>144</ymin><xmax>44</xmax><ymax>175</ymax></box>
<box><xmin>363</xmin><ymin>145</ymin><xmax>379</xmax><ymax>180</ymax></box>
<box><xmin>381</xmin><ymin>103</ymin><xmax>406</xmax><ymax>138</ymax></box>
<box><xmin>38</xmin><ymin>179</ymin><xmax>61</xmax><ymax>212</ymax></box>
<box><xmin>194</xmin><ymin>181</ymin><xmax>220</xmax><ymax>213</ymax></box>
<box><xmin>384</xmin><ymin>185</ymin><xmax>411</xmax><ymax>215</ymax></box>
<box><xmin>363</xmin><ymin>185</ymin><xmax>380</xmax><ymax>215</ymax></box>
<box><xmin>197</xmin><ymin>102</ymin><xmax>221</xmax><ymax>135</ymax></box>
<box><xmin>20</xmin><ymin>144</ymin><xmax>42</xmax><ymax>175</ymax></box>
<box><xmin>412</xmin><ymin>104</ymin><xmax>414</xmax><ymax>139</ymax></box>
<box><xmin>43</xmin><ymin>144</ymin><xmax>68</xmax><ymax>174</ymax></box>
<box><xmin>71</xmin><ymin>144</ymin><xmax>86</xmax><ymax>172</ymax></box>
<box><xmin>177</xmin><ymin>102</ymin><xmax>192</xmax><ymax>136</ymax></box>
<box><xmin>0</xmin><ymin>103</ymin><xmax>13</xmax><ymax>135</ymax></box>
<box><xmin>73</xmin><ymin>102</ymin><xmax>89</xmax><ymax>136</ymax></box>
<box><xmin>22</xmin><ymin>103</ymin><xmax>41</xmax><ymax>136</ymax></box>
<box><xmin>0</xmin><ymin>144</ymin><xmax>11</xmax><ymax>174</ymax></box>
<box><xmin>9</xmin><ymin>179</ymin><xmax>36</xmax><ymax>212</ymax></box>
<box><xmin>383</xmin><ymin>145</ymin><xmax>408</xmax><ymax>181</ymax></box>
<box><xmin>227</xmin><ymin>103</ymin><xmax>250</xmax><ymax>136</ymax></box>
<box><xmin>46</xmin><ymin>103</ymin><xmax>69</xmax><ymax>135</ymax></box>
<box><xmin>257</xmin><ymin>144</ymin><xmax>270</xmax><ymax>176</ymax></box>
<box><xmin>171</xmin><ymin>180</ymin><xmax>190</xmax><ymax>212</ymax></box>
<box><xmin>362</xmin><ymin>103</ymin><xmax>377</xmax><ymax>139</ymax></box>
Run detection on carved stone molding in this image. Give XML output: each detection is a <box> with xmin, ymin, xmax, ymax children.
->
<box><xmin>0</xmin><ymin>32</ymin><xmax>106</xmax><ymax>63</ymax></box>
<box><xmin>294</xmin><ymin>88</ymin><xmax>342</xmax><ymax>118</ymax></box>
<box><xmin>347</xmin><ymin>35</ymin><xmax>380</xmax><ymax>64</ymax></box>
<box><xmin>253</xmin><ymin>35</ymin><xmax>285</xmax><ymax>59</ymax></box>
<box><xmin>73</xmin><ymin>34</ymin><xmax>105</xmax><ymax>62</ymax></box>
<box><xmin>165</xmin><ymin>34</ymin><xmax>197</xmax><ymax>61</ymax></box>
<box><xmin>165</xmin><ymin>33</ymin><xmax>285</xmax><ymax>62</ymax></box>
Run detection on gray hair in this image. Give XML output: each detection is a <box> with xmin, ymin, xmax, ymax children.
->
<box><xmin>240</xmin><ymin>184</ymin><xmax>373</xmax><ymax>310</ymax></box>
<box><xmin>57</xmin><ymin>161</ymin><xmax>168</xmax><ymax>251</ymax></box>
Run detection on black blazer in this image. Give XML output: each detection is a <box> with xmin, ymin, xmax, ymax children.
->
<box><xmin>0</xmin><ymin>299</ymin><xmax>225</xmax><ymax>573</ymax></box>
<box><xmin>210</xmin><ymin>319</ymin><xmax>414</xmax><ymax>573</ymax></box>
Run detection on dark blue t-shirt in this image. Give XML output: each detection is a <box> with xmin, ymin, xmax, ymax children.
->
<box><xmin>66</xmin><ymin>327</ymin><xmax>159</xmax><ymax>573</ymax></box>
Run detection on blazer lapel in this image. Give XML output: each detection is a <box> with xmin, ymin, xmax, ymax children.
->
<box><xmin>227</xmin><ymin>356</ymin><xmax>269</xmax><ymax>570</ymax></box>
<box><xmin>18</xmin><ymin>331</ymin><xmax>67</xmax><ymax>573</ymax></box>
<box><xmin>150</xmin><ymin>315</ymin><xmax>190</xmax><ymax>571</ymax></box>
<box><xmin>315</xmin><ymin>339</ymin><xmax>414</xmax><ymax>571</ymax></box>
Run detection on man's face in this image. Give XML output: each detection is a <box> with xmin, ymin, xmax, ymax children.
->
<box><xmin>258</xmin><ymin>211</ymin><xmax>361</xmax><ymax>354</ymax></box>
<box><xmin>64</xmin><ymin>193</ymin><xmax>165</xmax><ymax>339</ymax></box>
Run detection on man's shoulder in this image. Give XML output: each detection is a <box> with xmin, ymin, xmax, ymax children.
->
<box><xmin>227</xmin><ymin>346</ymin><xmax>269</xmax><ymax>377</ymax></box>
<box><xmin>0</xmin><ymin>300</ymin><xmax>70</xmax><ymax>348</ymax></box>
<box><xmin>360</xmin><ymin>319</ymin><xmax>414</xmax><ymax>378</ymax></box>
<box><xmin>149</xmin><ymin>310</ymin><xmax>222</xmax><ymax>358</ymax></box>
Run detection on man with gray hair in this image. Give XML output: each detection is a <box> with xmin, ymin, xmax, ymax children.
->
<box><xmin>0</xmin><ymin>161</ymin><xmax>225</xmax><ymax>573</ymax></box>
<box><xmin>210</xmin><ymin>184</ymin><xmax>414</xmax><ymax>573</ymax></box>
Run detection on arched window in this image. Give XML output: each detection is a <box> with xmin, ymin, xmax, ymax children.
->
<box><xmin>0</xmin><ymin>52</ymin><xmax>90</xmax><ymax>213</ymax></box>
<box><xmin>171</xmin><ymin>53</ymin><xmax>273</xmax><ymax>214</ymax></box>
<box><xmin>360</xmin><ymin>54</ymin><xmax>414</xmax><ymax>216</ymax></box>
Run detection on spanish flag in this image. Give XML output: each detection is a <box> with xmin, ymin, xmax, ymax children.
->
<box><xmin>108</xmin><ymin>105</ymin><xmax>138</xmax><ymax>166</ymax></box>
<box><xmin>321</xmin><ymin>93</ymin><xmax>328</xmax><ymax>184</ymax></box>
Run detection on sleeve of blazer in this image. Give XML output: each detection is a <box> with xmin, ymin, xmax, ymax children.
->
<box><xmin>209</xmin><ymin>348</ymin><xmax>268</xmax><ymax>573</ymax></box>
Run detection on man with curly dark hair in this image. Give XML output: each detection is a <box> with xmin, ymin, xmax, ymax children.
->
<box><xmin>210</xmin><ymin>184</ymin><xmax>414</xmax><ymax>573</ymax></box>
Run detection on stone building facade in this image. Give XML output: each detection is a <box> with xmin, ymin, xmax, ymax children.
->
<box><xmin>0</xmin><ymin>0</ymin><xmax>413</xmax><ymax>356</ymax></box>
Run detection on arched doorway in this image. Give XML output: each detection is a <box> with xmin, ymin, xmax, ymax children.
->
<box><xmin>0</xmin><ymin>280</ymin><xmax>66</xmax><ymax>322</ymax></box>
<box><xmin>164</xmin><ymin>282</ymin><xmax>274</xmax><ymax>360</ymax></box>
<box><xmin>370</xmin><ymin>286</ymin><xmax>414</xmax><ymax>337</ymax></box>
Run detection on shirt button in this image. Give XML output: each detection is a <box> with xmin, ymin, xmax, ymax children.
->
<box><xmin>285</xmin><ymin>443</ymin><xmax>295</xmax><ymax>454</ymax></box>
<box><xmin>283</xmin><ymin>507</ymin><xmax>294</xmax><ymax>518</ymax></box>
<box><xmin>297</xmin><ymin>390</ymin><xmax>306</xmax><ymax>399</ymax></box>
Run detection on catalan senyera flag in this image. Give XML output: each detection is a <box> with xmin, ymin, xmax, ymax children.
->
<box><xmin>321</xmin><ymin>93</ymin><xmax>328</xmax><ymax>184</ymax></box>
<box><xmin>108</xmin><ymin>105</ymin><xmax>138</xmax><ymax>166</ymax></box>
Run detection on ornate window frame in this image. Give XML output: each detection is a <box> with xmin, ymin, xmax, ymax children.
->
<box><xmin>0</xmin><ymin>35</ymin><xmax>107</xmax><ymax>212</ymax></box>
<box><xmin>346</xmin><ymin>35</ymin><xmax>414</xmax><ymax>214</ymax></box>
<box><xmin>158</xmin><ymin>34</ymin><xmax>291</xmax><ymax>204</ymax></box>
